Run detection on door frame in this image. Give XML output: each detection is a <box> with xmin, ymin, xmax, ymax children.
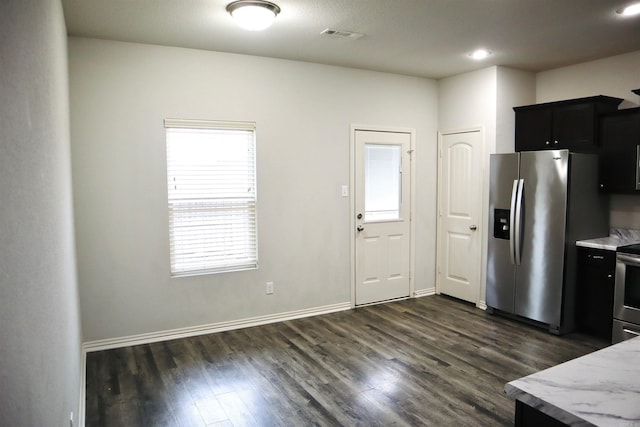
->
<box><xmin>350</xmin><ymin>124</ymin><xmax>416</xmax><ymax>308</ymax></box>
<box><xmin>436</xmin><ymin>126</ymin><xmax>486</xmax><ymax>307</ymax></box>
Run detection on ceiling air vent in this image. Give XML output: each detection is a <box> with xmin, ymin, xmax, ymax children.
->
<box><xmin>320</xmin><ymin>28</ymin><xmax>364</xmax><ymax>40</ymax></box>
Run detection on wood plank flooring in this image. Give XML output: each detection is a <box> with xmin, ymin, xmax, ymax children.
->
<box><xmin>85</xmin><ymin>295</ymin><xmax>607</xmax><ymax>426</ymax></box>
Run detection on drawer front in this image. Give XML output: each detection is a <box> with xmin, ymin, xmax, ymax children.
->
<box><xmin>579</xmin><ymin>247</ymin><xmax>615</xmax><ymax>268</ymax></box>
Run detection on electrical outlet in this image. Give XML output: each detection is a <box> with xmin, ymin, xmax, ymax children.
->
<box><xmin>341</xmin><ymin>185</ymin><xmax>349</xmax><ymax>197</ymax></box>
<box><xmin>266</xmin><ymin>281</ymin><xmax>274</xmax><ymax>295</ymax></box>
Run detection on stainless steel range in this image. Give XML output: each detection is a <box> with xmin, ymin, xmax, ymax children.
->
<box><xmin>613</xmin><ymin>243</ymin><xmax>640</xmax><ymax>343</ymax></box>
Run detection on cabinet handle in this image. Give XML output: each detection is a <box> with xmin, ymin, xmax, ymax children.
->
<box><xmin>554</xmin><ymin>140</ymin><xmax>558</xmax><ymax>145</ymax></box>
<box><xmin>608</xmin><ymin>274</ymin><xmax>613</xmax><ymax>278</ymax></box>
<box><xmin>592</xmin><ymin>255</ymin><xmax>605</xmax><ymax>260</ymax></box>
<box><xmin>545</xmin><ymin>141</ymin><xmax>550</xmax><ymax>145</ymax></box>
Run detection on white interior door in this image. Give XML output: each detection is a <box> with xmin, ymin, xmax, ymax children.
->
<box><xmin>355</xmin><ymin>130</ymin><xmax>411</xmax><ymax>305</ymax></box>
<box><xmin>437</xmin><ymin>130</ymin><xmax>483</xmax><ymax>303</ymax></box>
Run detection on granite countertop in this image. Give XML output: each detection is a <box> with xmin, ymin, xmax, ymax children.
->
<box><xmin>576</xmin><ymin>228</ymin><xmax>640</xmax><ymax>251</ymax></box>
<box><xmin>505</xmin><ymin>337</ymin><xmax>640</xmax><ymax>426</ymax></box>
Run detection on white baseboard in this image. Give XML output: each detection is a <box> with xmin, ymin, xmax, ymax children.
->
<box><xmin>476</xmin><ymin>300</ymin><xmax>487</xmax><ymax>310</ymax></box>
<box><xmin>83</xmin><ymin>301</ymin><xmax>352</xmax><ymax>353</ymax></box>
<box><xmin>414</xmin><ymin>287</ymin><xmax>436</xmax><ymax>298</ymax></box>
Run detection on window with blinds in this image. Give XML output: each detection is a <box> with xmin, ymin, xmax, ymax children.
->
<box><xmin>164</xmin><ymin>119</ymin><xmax>257</xmax><ymax>276</ymax></box>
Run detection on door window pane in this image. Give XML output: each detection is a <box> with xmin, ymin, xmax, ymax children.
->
<box><xmin>365</xmin><ymin>144</ymin><xmax>401</xmax><ymax>221</ymax></box>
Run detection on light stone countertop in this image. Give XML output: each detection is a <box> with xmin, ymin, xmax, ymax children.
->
<box><xmin>576</xmin><ymin>228</ymin><xmax>640</xmax><ymax>251</ymax></box>
<box><xmin>505</xmin><ymin>337</ymin><xmax>640</xmax><ymax>426</ymax></box>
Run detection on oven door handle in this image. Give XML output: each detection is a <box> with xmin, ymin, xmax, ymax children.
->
<box><xmin>618</xmin><ymin>253</ymin><xmax>640</xmax><ymax>267</ymax></box>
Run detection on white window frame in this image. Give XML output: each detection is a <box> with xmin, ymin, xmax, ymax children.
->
<box><xmin>164</xmin><ymin>118</ymin><xmax>258</xmax><ymax>277</ymax></box>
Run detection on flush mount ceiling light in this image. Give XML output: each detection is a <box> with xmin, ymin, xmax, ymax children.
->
<box><xmin>617</xmin><ymin>2</ymin><xmax>640</xmax><ymax>16</ymax></box>
<box><xmin>469</xmin><ymin>49</ymin><xmax>492</xmax><ymax>60</ymax></box>
<box><xmin>226</xmin><ymin>0</ymin><xmax>281</xmax><ymax>31</ymax></box>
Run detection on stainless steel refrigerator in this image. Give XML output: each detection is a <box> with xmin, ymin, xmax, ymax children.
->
<box><xmin>486</xmin><ymin>150</ymin><xmax>609</xmax><ymax>334</ymax></box>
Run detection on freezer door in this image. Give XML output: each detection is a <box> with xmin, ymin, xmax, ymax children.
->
<box><xmin>486</xmin><ymin>153</ymin><xmax>518</xmax><ymax>313</ymax></box>
<box><xmin>515</xmin><ymin>150</ymin><xmax>568</xmax><ymax>326</ymax></box>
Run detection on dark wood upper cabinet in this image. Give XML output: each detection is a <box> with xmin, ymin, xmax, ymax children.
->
<box><xmin>599</xmin><ymin>107</ymin><xmax>640</xmax><ymax>193</ymax></box>
<box><xmin>514</xmin><ymin>96</ymin><xmax>623</xmax><ymax>152</ymax></box>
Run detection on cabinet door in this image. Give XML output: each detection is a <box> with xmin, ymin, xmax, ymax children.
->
<box><xmin>576</xmin><ymin>247</ymin><xmax>615</xmax><ymax>341</ymax></box>
<box><xmin>553</xmin><ymin>103</ymin><xmax>596</xmax><ymax>150</ymax></box>
<box><xmin>514</xmin><ymin>97</ymin><xmax>622</xmax><ymax>154</ymax></box>
<box><xmin>599</xmin><ymin>109</ymin><xmax>640</xmax><ymax>193</ymax></box>
<box><xmin>515</xmin><ymin>107</ymin><xmax>552</xmax><ymax>151</ymax></box>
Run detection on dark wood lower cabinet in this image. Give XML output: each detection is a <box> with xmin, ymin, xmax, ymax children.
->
<box><xmin>514</xmin><ymin>400</ymin><xmax>568</xmax><ymax>427</ymax></box>
<box><xmin>575</xmin><ymin>247</ymin><xmax>615</xmax><ymax>341</ymax></box>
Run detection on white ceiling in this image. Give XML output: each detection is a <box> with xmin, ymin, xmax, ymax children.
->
<box><xmin>62</xmin><ymin>0</ymin><xmax>640</xmax><ymax>79</ymax></box>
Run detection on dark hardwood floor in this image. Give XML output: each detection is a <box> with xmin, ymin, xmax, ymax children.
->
<box><xmin>85</xmin><ymin>295</ymin><xmax>607</xmax><ymax>426</ymax></box>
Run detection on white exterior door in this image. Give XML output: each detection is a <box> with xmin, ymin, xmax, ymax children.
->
<box><xmin>355</xmin><ymin>130</ymin><xmax>411</xmax><ymax>305</ymax></box>
<box><xmin>437</xmin><ymin>130</ymin><xmax>483</xmax><ymax>303</ymax></box>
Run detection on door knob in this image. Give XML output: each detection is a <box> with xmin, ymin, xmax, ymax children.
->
<box><xmin>469</xmin><ymin>225</ymin><xmax>477</xmax><ymax>231</ymax></box>
<box><xmin>357</xmin><ymin>225</ymin><xmax>364</xmax><ymax>232</ymax></box>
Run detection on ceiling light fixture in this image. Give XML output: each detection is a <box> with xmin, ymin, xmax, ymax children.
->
<box><xmin>617</xmin><ymin>2</ymin><xmax>640</xmax><ymax>16</ymax></box>
<box><xmin>469</xmin><ymin>49</ymin><xmax>492</xmax><ymax>60</ymax></box>
<box><xmin>226</xmin><ymin>0</ymin><xmax>281</xmax><ymax>31</ymax></box>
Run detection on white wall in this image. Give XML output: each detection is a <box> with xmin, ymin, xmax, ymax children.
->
<box><xmin>537</xmin><ymin>50</ymin><xmax>640</xmax><ymax>108</ymax></box>
<box><xmin>438</xmin><ymin>65</ymin><xmax>535</xmax><ymax>153</ymax></box>
<box><xmin>536</xmin><ymin>50</ymin><xmax>640</xmax><ymax>229</ymax></box>
<box><xmin>437</xmin><ymin>66</ymin><xmax>495</xmax><ymax>308</ymax></box>
<box><xmin>496</xmin><ymin>67</ymin><xmax>536</xmax><ymax>153</ymax></box>
<box><xmin>438</xmin><ymin>67</ymin><xmax>497</xmax><ymax>137</ymax></box>
<box><xmin>69</xmin><ymin>38</ymin><xmax>439</xmax><ymax>342</ymax></box>
<box><xmin>438</xmin><ymin>67</ymin><xmax>496</xmax><ymax>308</ymax></box>
<box><xmin>438</xmin><ymin>66</ymin><xmax>535</xmax><ymax>308</ymax></box>
<box><xmin>0</xmin><ymin>0</ymin><xmax>82</xmax><ymax>425</ymax></box>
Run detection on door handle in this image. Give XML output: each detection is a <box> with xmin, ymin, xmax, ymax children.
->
<box><xmin>469</xmin><ymin>225</ymin><xmax>477</xmax><ymax>231</ymax></box>
<box><xmin>357</xmin><ymin>225</ymin><xmax>364</xmax><ymax>232</ymax></box>
<box><xmin>509</xmin><ymin>179</ymin><xmax>518</xmax><ymax>266</ymax></box>
<box><xmin>514</xmin><ymin>178</ymin><xmax>524</xmax><ymax>266</ymax></box>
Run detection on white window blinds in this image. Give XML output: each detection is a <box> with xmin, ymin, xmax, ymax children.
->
<box><xmin>164</xmin><ymin>119</ymin><xmax>257</xmax><ymax>276</ymax></box>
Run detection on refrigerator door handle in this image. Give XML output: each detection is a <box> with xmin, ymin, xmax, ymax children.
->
<box><xmin>514</xmin><ymin>178</ymin><xmax>524</xmax><ymax>265</ymax></box>
<box><xmin>509</xmin><ymin>179</ymin><xmax>519</xmax><ymax>265</ymax></box>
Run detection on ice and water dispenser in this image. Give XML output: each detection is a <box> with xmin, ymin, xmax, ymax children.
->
<box><xmin>493</xmin><ymin>209</ymin><xmax>510</xmax><ymax>240</ymax></box>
